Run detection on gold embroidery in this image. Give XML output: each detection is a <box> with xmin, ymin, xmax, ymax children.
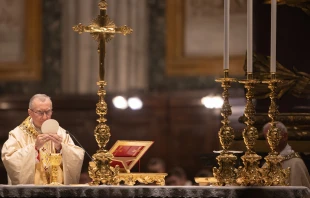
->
<box><xmin>19</xmin><ymin>117</ymin><xmax>52</xmax><ymax>183</ymax></box>
<box><xmin>19</xmin><ymin>116</ymin><xmax>39</xmax><ymax>137</ymax></box>
<box><xmin>282</xmin><ymin>152</ymin><xmax>301</xmax><ymax>162</ymax></box>
<box><xmin>41</xmin><ymin>148</ymin><xmax>51</xmax><ymax>183</ymax></box>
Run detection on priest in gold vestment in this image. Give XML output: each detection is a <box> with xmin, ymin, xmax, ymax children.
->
<box><xmin>1</xmin><ymin>94</ymin><xmax>85</xmax><ymax>185</ymax></box>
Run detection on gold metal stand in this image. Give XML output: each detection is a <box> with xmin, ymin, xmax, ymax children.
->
<box><xmin>73</xmin><ymin>0</ymin><xmax>132</xmax><ymax>185</ymax></box>
<box><xmin>118</xmin><ymin>173</ymin><xmax>167</xmax><ymax>186</ymax></box>
<box><xmin>213</xmin><ymin>70</ymin><xmax>238</xmax><ymax>186</ymax></box>
<box><xmin>261</xmin><ymin>73</ymin><xmax>290</xmax><ymax>186</ymax></box>
<box><xmin>237</xmin><ymin>73</ymin><xmax>263</xmax><ymax>186</ymax></box>
<box><xmin>49</xmin><ymin>153</ymin><xmax>62</xmax><ymax>185</ymax></box>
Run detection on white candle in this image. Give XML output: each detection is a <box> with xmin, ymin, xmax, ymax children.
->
<box><xmin>247</xmin><ymin>0</ymin><xmax>253</xmax><ymax>73</ymax></box>
<box><xmin>224</xmin><ymin>0</ymin><xmax>230</xmax><ymax>70</ymax></box>
<box><xmin>270</xmin><ymin>0</ymin><xmax>277</xmax><ymax>73</ymax></box>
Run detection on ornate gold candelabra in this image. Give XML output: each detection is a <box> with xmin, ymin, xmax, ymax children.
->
<box><xmin>261</xmin><ymin>73</ymin><xmax>290</xmax><ymax>186</ymax></box>
<box><xmin>237</xmin><ymin>73</ymin><xmax>263</xmax><ymax>186</ymax></box>
<box><xmin>213</xmin><ymin>70</ymin><xmax>238</xmax><ymax>186</ymax></box>
<box><xmin>73</xmin><ymin>0</ymin><xmax>132</xmax><ymax>185</ymax></box>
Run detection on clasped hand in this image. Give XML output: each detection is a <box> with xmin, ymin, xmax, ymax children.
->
<box><xmin>35</xmin><ymin>134</ymin><xmax>62</xmax><ymax>151</ymax></box>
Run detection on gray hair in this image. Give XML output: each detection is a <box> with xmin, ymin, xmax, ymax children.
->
<box><xmin>29</xmin><ymin>94</ymin><xmax>52</xmax><ymax>109</ymax></box>
<box><xmin>262</xmin><ymin>121</ymin><xmax>288</xmax><ymax>135</ymax></box>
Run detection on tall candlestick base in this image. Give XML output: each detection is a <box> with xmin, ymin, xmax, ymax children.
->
<box><xmin>213</xmin><ymin>70</ymin><xmax>238</xmax><ymax>186</ymax></box>
<box><xmin>89</xmin><ymin>150</ymin><xmax>120</xmax><ymax>185</ymax></box>
<box><xmin>88</xmin><ymin>81</ymin><xmax>120</xmax><ymax>185</ymax></box>
<box><xmin>237</xmin><ymin>73</ymin><xmax>263</xmax><ymax>186</ymax></box>
<box><xmin>261</xmin><ymin>73</ymin><xmax>290</xmax><ymax>186</ymax></box>
<box><xmin>213</xmin><ymin>152</ymin><xmax>238</xmax><ymax>186</ymax></box>
<box><xmin>261</xmin><ymin>154</ymin><xmax>290</xmax><ymax>186</ymax></box>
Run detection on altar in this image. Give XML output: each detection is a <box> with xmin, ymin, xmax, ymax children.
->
<box><xmin>0</xmin><ymin>185</ymin><xmax>309</xmax><ymax>198</ymax></box>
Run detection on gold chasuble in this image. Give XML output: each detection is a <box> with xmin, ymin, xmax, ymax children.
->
<box><xmin>1</xmin><ymin>117</ymin><xmax>85</xmax><ymax>185</ymax></box>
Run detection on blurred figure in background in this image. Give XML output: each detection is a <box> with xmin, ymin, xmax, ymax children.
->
<box><xmin>165</xmin><ymin>166</ymin><xmax>192</xmax><ymax>186</ymax></box>
<box><xmin>147</xmin><ymin>157</ymin><xmax>166</xmax><ymax>173</ymax></box>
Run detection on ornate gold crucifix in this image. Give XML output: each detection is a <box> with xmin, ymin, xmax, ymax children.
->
<box><xmin>73</xmin><ymin>0</ymin><xmax>132</xmax><ymax>185</ymax></box>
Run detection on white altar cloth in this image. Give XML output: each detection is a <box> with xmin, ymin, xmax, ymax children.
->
<box><xmin>0</xmin><ymin>185</ymin><xmax>309</xmax><ymax>198</ymax></box>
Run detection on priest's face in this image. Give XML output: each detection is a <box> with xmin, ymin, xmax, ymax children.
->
<box><xmin>28</xmin><ymin>98</ymin><xmax>53</xmax><ymax>129</ymax></box>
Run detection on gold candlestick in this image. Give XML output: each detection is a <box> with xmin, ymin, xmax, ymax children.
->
<box><xmin>73</xmin><ymin>0</ymin><xmax>132</xmax><ymax>185</ymax></box>
<box><xmin>237</xmin><ymin>73</ymin><xmax>263</xmax><ymax>186</ymax></box>
<box><xmin>213</xmin><ymin>69</ymin><xmax>238</xmax><ymax>186</ymax></box>
<box><xmin>261</xmin><ymin>73</ymin><xmax>290</xmax><ymax>186</ymax></box>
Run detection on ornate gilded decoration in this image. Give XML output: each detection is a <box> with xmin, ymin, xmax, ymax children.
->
<box><xmin>73</xmin><ymin>0</ymin><xmax>134</xmax><ymax>185</ymax></box>
<box><xmin>282</xmin><ymin>152</ymin><xmax>301</xmax><ymax>161</ymax></box>
<box><xmin>213</xmin><ymin>152</ymin><xmax>238</xmax><ymax>186</ymax></box>
<box><xmin>237</xmin><ymin>73</ymin><xmax>263</xmax><ymax>186</ymax></box>
<box><xmin>41</xmin><ymin>152</ymin><xmax>51</xmax><ymax>183</ymax></box>
<box><xmin>264</xmin><ymin>74</ymin><xmax>282</xmax><ymax>153</ymax></box>
<box><xmin>94</xmin><ymin>81</ymin><xmax>110</xmax><ymax>150</ymax></box>
<box><xmin>117</xmin><ymin>173</ymin><xmax>167</xmax><ymax>186</ymax></box>
<box><xmin>213</xmin><ymin>70</ymin><xmax>238</xmax><ymax>186</ymax></box>
<box><xmin>260</xmin><ymin>73</ymin><xmax>290</xmax><ymax>186</ymax></box>
<box><xmin>88</xmin><ymin>151</ymin><xmax>120</xmax><ymax>185</ymax></box>
<box><xmin>238</xmin><ymin>113</ymin><xmax>310</xmax><ymax>140</ymax></box>
<box><xmin>98</xmin><ymin>1</ymin><xmax>108</xmax><ymax>10</ymax></box>
<box><xmin>19</xmin><ymin>116</ymin><xmax>39</xmax><ymax>137</ymax></box>
<box><xmin>73</xmin><ymin>16</ymin><xmax>132</xmax><ymax>43</ymax></box>
<box><xmin>237</xmin><ymin>154</ymin><xmax>263</xmax><ymax>186</ymax></box>
<box><xmin>261</xmin><ymin>154</ymin><xmax>290</xmax><ymax>186</ymax></box>
<box><xmin>264</xmin><ymin>0</ymin><xmax>310</xmax><ymax>16</ymax></box>
<box><xmin>49</xmin><ymin>153</ymin><xmax>62</xmax><ymax>185</ymax></box>
<box><xmin>246</xmin><ymin>54</ymin><xmax>310</xmax><ymax>99</ymax></box>
<box><xmin>194</xmin><ymin>177</ymin><xmax>218</xmax><ymax>186</ymax></box>
<box><xmin>239</xmin><ymin>74</ymin><xmax>260</xmax><ymax>154</ymax></box>
<box><xmin>105</xmin><ymin>140</ymin><xmax>166</xmax><ymax>185</ymax></box>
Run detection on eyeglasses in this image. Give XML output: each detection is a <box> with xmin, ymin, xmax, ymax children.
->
<box><xmin>30</xmin><ymin>109</ymin><xmax>53</xmax><ymax>117</ymax></box>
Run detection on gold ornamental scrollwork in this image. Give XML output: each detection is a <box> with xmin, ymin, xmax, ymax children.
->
<box><xmin>73</xmin><ymin>0</ymin><xmax>132</xmax><ymax>185</ymax></box>
<box><xmin>89</xmin><ymin>150</ymin><xmax>120</xmax><ymax>185</ymax></box>
<box><xmin>88</xmin><ymin>80</ymin><xmax>120</xmax><ymax>185</ymax></box>
<box><xmin>98</xmin><ymin>1</ymin><xmax>108</xmax><ymax>10</ymax></box>
<box><xmin>94</xmin><ymin>81</ymin><xmax>110</xmax><ymax>150</ymax></box>
<box><xmin>117</xmin><ymin>173</ymin><xmax>167</xmax><ymax>186</ymax></box>
<box><xmin>260</xmin><ymin>73</ymin><xmax>290</xmax><ymax>186</ymax></box>
<box><xmin>213</xmin><ymin>70</ymin><xmax>238</xmax><ymax>186</ymax></box>
<box><xmin>237</xmin><ymin>73</ymin><xmax>263</xmax><ymax>186</ymax></box>
<box><xmin>264</xmin><ymin>0</ymin><xmax>310</xmax><ymax>16</ymax></box>
<box><xmin>73</xmin><ymin>16</ymin><xmax>132</xmax><ymax>43</ymax></box>
<box><xmin>213</xmin><ymin>152</ymin><xmax>238</xmax><ymax>186</ymax></box>
<box><xmin>49</xmin><ymin>153</ymin><xmax>63</xmax><ymax>185</ymax></box>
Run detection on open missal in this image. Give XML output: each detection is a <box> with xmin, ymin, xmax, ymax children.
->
<box><xmin>109</xmin><ymin>140</ymin><xmax>154</xmax><ymax>173</ymax></box>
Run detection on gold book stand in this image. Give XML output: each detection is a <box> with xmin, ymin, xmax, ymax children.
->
<box><xmin>109</xmin><ymin>140</ymin><xmax>167</xmax><ymax>186</ymax></box>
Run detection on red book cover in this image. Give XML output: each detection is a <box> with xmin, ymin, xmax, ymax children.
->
<box><xmin>109</xmin><ymin>140</ymin><xmax>153</xmax><ymax>172</ymax></box>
